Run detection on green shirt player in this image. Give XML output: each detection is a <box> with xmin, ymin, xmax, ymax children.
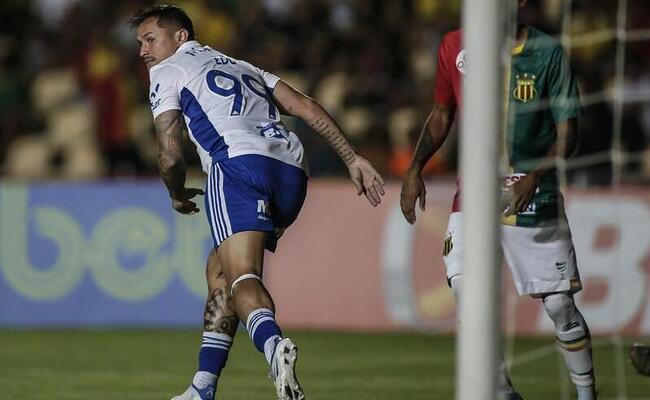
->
<box><xmin>502</xmin><ymin>25</ymin><xmax>582</xmax><ymax>228</ymax></box>
<box><xmin>400</xmin><ymin>2</ymin><xmax>597</xmax><ymax>399</ymax></box>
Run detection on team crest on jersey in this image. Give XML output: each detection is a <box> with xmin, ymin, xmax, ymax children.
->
<box><xmin>513</xmin><ymin>73</ymin><xmax>537</xmax><ymax>103</ymax></box>
<box><xmin>456</xmin><ymin>49</ymin><xmax>467</xmax><ymax>75</ymax></box>
<box><xmin>442</xmin><ymin>234</ymin><xmax>454</xmax><ymax>256</ymax></box>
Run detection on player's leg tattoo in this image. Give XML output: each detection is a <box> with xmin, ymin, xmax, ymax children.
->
<box><xmin>205</xmin><ymin>247</ymin><xmax>240</xmax><ymax>335</ymax></box>
<box><xmin>203</xmin><ymin>286</ymin><xmax>238</xmax><ymax>336</ymax></box>
<box><xmin>230</xmin><ymin>273</ymin><xmax>263</xmax><ymax>297</ymax></box>
<box><xmin>179</xmin><ymin>250</ymin><xmax>237</xmax><ymax>400</ymax></box>
<box><xmin>543</xmin><ymin>293</ymin><xmax>596</xmax><ymax>399</ymax></box>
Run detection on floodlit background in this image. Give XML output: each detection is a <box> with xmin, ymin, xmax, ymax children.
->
<box><xmin>0</xmin><ymin>1</ymin><xmax>650</xmax><ymax>399</ymax></box>
<box><xmin>2</xmin><ymin>0</ymin><xmax>649</xmax><ymax>181</ymax></box>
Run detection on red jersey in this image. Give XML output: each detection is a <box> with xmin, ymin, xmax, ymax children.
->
<box><xmin>433</xmin><ymin>30</ymin><xmax>464</xmax><ymax>110</ymax></box>
<box><xmin>432</xmin><ymin>30</ymin><xmax>464</xmax><ymax>212</ymax></box>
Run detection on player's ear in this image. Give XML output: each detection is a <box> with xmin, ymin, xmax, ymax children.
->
<box><xmin>175</xmin><ymin>29</ymin><xmax>189</xmax><ymax>44</ymax></box>
<box><xmin>518</xmin><ymin>0</ymin><xmax>527</xmax><ymax>7</ymax></box>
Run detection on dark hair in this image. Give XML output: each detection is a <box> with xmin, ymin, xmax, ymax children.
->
<box><xmin>130</xmin><ymin>4</ymin><xmax>195</xmax><ymax>40</ymax></box>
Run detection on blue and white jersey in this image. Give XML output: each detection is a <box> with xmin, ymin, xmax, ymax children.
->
<box><xmin>148</xmin><ymin>41</ymin><xmax>307</xmax><ymax>173</ymax></box>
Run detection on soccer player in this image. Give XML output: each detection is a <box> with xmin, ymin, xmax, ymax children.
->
<box><xmin>131</xmin><ymin>5</ymin><xmax>385</xmax><ymax>400</ymax></box>
<box><xmin>400</xmin><ymin>1</ymin><xmax>597</xmax><ymax>399</ymax></box>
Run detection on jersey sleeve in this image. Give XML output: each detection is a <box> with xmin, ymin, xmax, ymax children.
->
<box><xmin>238</xmin><ymin>59</ymin><xmax>281</xmax><ymax>91</ymax></box>
<box><xmin>547</xmin><ymin>46</ymin><xmax>581</xmax><ymax>123</ymax></box>
<box><xmin>433</xmin><ymin>38</ymin><xmax>457</xmax><ymax>108</ymax></box>
<box><xmin>149</xmin><ymin>64</ymin><xmax>183</xmax><ymax>119</ymax></box>
<box><xmin>255</xmin><ymin>66</ymin><xmax>281</xmax><ymax>90</ymax></box>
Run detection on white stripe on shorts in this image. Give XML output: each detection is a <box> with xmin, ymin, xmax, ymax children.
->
<box><xmin>206</xmin><ymin>166</ymin><xmax>218</xmax><ymax>242</ymax></box>
<box><xmin>212</xmin><ymin>167</ymin><xmax>229</xmax><ymax>241</ymax></box>
<box><xmin>216</xmin><ymin>164</ymin><xmax>233</xmax><ymax>236</ymax></box>
<box><xmin>207</xmin><ymin>165</ymin><xmax>224</xmax><ymax>244</ymax></box>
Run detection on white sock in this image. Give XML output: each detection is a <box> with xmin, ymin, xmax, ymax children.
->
<box><xmin>192</xmin><ymin>371</ymin><xmax>217</xmax><ymax>390</ymax></box>
<box><xmin>264</xmin><ymin>335</ymin><xmax>281</xmax><ymax>365</ymax></box>
<box><xmin>265</xmin><ymin>336</ymin><xmax>282</xmax><ymax>377</ymax></box>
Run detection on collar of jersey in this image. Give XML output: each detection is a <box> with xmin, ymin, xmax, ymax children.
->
<box><xmin>512</xmin><ymin>25</ymin><xmax>529</xmax><ymax>55</ymax></box>
<box><xmin>153</xmin><ymin>41</ymin><xmax>201</xmax><ymax>71</ymax></box>
<box><xmin>176</xmin><ymin>40</ymin><xmax>201</xmax><ymax>55</ymax></box>
<box><xmin>512</xmin><ymin>43</ymin><xmax>525</xmax><ymax>55</ymax></box>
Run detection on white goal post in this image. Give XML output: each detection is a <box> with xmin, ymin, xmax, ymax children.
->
<box><xmin>457</xmin><ymin>0</ymin><xmax>509</xmax><ymax>399</ymax></box>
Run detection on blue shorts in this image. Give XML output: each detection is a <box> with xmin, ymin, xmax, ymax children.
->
<box><xmin>204</xmin><ymin>154</ymin><xmax>308</xmax><ymax>252</ymax></box>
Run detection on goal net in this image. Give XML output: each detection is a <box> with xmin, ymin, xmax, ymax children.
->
<box><xmin>494</xmin><ymin>1</ymin><xmax>650</xmax><ymax>399</ymax></box>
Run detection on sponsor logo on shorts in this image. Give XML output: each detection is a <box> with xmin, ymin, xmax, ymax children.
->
<box><xmin>257</xmin><ymin>200</ymin><xmax>270</xmax><ymax>221</ymax></box>
<box><xmin>443</xmin><ymin>234</ymin><xmax>453</xmax><ymax>256</ymax></box>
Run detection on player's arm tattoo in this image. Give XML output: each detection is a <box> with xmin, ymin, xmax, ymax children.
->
<box><xmin>410</xmin><ymin>103</ymin><xmax>455</xmax><ymax>172</ymax></box>
<box><xmin>154</xmin><ymin>110</ymin><xmax>187</xmax><ymax>200</ymax></box>
<box><xmin>308</xmin><ymin>116</ymin><xmax>357</xmax><ymax>165</ymax></box>
<box><xmin>203</xmin><ymin>287</ymin><xmax>238</xmax><ymax>336</ymax></box>
<box><xmin>271</xmin><ymin>80</ymin><xmax>358</xmax><ymax>165</ymax></box>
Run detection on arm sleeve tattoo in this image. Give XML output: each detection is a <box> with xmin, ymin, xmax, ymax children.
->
<box><xmin>154</xmin><ymin>110</ymin><xmax>187</xmax><ymax>199</ymax></box>
<box><xmin>308</xmin><ymin>116</ymin><xmax>357</xmax><ymax>165</ymax></box>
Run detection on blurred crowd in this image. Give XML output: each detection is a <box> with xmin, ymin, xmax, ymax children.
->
<box><xmin>0</xmin><ymin>0</ymin><xmax>649</xmax><ymax>184</ymax></box>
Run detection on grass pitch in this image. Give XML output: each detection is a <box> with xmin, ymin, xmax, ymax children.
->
<box><xmin>0</xmin><ymin>330</ymin><xmax>649</xmax><ymax>399</ymax></box>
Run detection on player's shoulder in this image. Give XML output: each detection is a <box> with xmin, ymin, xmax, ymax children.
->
<box><xmin>526</xmin><ymin>26</ymin><xmax>563</xmax><ymax>53</ymax></box>
<box><xmin>438</xmin><ymin>29</ymin><xmax>463</xmax><ymax>56</ymax></box>
<box><xmin>443</xmin><ymin>29</ymin><xmax>462</xmax><ymax>42</ymax></box>
<box><xmin>150</xmin><ymin>56</ymin><xmax>186</xmax><ymax>80</ymax></box>
<box><xmin>441</xmin><ymin>29</ymin><xmax>462</xmax><ymax>47</ymax></box>
<box><xmin>152</xmin><ymin>40</ymin><xmax>217</xmax><ymax>77</ymax></box>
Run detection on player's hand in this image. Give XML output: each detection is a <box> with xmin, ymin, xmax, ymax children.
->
<box><xmin>400</xmin><ymin>168</ymin><xmax>426</xmax><ymax>224</ymax></box>
<box><xmin>347</xmin><ymin>156</ymin><xmax>385</xmax><ymax>207</ymax></box>
<box><xmin>502</xmin><ymin>174</ymin><xmax>538</xmax><ymax>216</ymax></box>
<box><xmin>171</xmin><ymin>187</ymin><xmax>204</xmax><ymax>215</ymax></box>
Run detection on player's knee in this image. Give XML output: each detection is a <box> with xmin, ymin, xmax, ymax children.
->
<box><xmin>228</xmin><ymin>273</ymin><xmax>275</xmax><ymax>317</ymax></box>
<box><xmin>229</xmin><ymin>273</ymin><xmax>262</xmax><ymax>297</ymax></box>
<box><xmin>543</xmin><ymin>293</ymin><xmax>577</xmax><ymax>327</ymax></box>
<box><xmin>220</xmin><ymin>253</ymin><xmax>263</xmax><ymax>293</ymax></box>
